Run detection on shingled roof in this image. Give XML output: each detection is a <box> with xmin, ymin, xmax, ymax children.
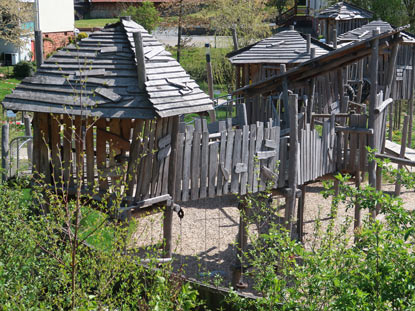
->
<box><xmin>317</xmin><ymin>1</ymin><xmax>373</xmax><ymax>20</ymax></box>
<box><xmin>337</xmin><ymin>20</ymin><xmax>415</xmax><ymax>45</ymax></box>
<box><xmin>227</xmin><ymin>30</ymin><xmax>333</xmax><ymax>65</ymax></box>
<box><xmin>2</xmin><ymin>19</ymin><xmax>213</xmax><ymax>119</ymax></box>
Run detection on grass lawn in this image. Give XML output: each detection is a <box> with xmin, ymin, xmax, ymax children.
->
<box><xmin>0</xmin><ymin>78</ymin><xmax>21</xmax><ymax>103</ymax></box>
<box><xmin>75</xmin><ymin>18</ymin><xmax>119</xmax><ymax>29</ymax></box>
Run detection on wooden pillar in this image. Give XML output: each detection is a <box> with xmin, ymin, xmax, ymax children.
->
<box><xmin>285</xmin><ymin>94</ymin><xmax>298</xmax><ymax>235</ymax></box>
<box><xmin>133</xmin><ymin>32</ymin><xmax>146</xmax><ymax>91</ymax></box>
<box><xmin>32</xmin><ymin>113</ymin><xmax>41</xmax><ymax>179</ymax></box>
<box><xmin>35</xmin><ymin>30</ymin><xmax>43</xmax><ymax>69</ymax></box>
<box><xmin>24</xmin><ymin>116</ymin><xmax>32</xmax><ymax>163</ymax></box>
<box><xmin>231</xmin><ymin>26</ymin><xmax>239</xmax><ymax>51</ymax></box>
<box><xmin>408</xmin><ymin>47</ymin><xmax>415</xmax><ymax>148</ymax></box>
<box><xmin>395</xmin><ymin>115</ymin><xmax>409</xmax><ymax>196</ymax></box>
<box><xmin>1</xmin><ymin>123</ymin><xmax>9</xmax><ymax>183</ymax></box>
<box><xmin>163</xmin><ymin>116</ymin><xmax>179</xmax><ymax>258</ymax></box>
<box><xmin>368</xmin><ymin>30</ymin><xmax>380</xmax><ymax>218</ymax></box>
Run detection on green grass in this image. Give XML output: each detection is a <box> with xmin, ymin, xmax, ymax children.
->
<box><xmin>75</xmin><ymin>18</ymin><xmax>119</xmax><ymax>29</ymax></box>
<box><xmin>0</xmin><ymin>78</ymin><xmax>21</xmax><ymax>103</ymax></box>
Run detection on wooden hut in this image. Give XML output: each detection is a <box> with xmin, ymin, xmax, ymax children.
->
<box><xmin>316</xmin><ymin>1</ymin><xmax>373</xmax><ymax>43</ymax></box>
<box><xmin>227</xmin><ymin>29</ymin><xmax>333</xmax><ymax>124</ymax></box>
<box><xmin>2</xmin><ymin>17</ymin><xmax>213</xmax><ymax>215</ymax></box>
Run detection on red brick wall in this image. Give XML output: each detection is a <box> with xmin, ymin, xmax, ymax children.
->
<box><xmin>43</xmin><ymin>31</ymin><xmax>74</xmax><ymax>58</ymax></box>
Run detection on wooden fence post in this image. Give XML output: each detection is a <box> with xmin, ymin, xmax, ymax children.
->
<box><xmin>1</xmin><ymin>123</ymin><xmax>9</xmax><ymax>183</ymax></box>
<box><xmin>280</xmin><ymin>64</ymin><xmax>289</xmax><ymax>128</ymax></box>
<box><xmin>286</xmin><ymin>94</ymin><xmax>298</xmax><ymax>235</ymax></box>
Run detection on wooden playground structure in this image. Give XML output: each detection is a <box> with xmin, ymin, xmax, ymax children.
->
<box><xmin>3</xmin><ymin>12</ymin><xmax>415</xmax><ymax>291</ymax></box>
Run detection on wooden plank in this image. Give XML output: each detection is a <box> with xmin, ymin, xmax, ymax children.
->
<box><xmin>253</xmin><ymin>123</ymin><xmax>264</xmax><ymax>192</ymax></box>
<box><xmin>126</xmin><ymin>119</ymin><xmax>143</xmax><ymax>198</ymax></box>
<box><xmin>63</xmin><ymin>115</ymin><xmax>73</xmax><ymax>188</ymax></box>
<box><xmin>136</xmin><ymin>120</ymin><xmax>151</xmax><ymax>200</ymax></box>
<box><xmin>50</xmin><ymin>114</ymin><xmax>61</xmax><ymax>185</ymax></box>
<box><xmin>200</xmin><ymin>131</ymin><xmax>209</xmax><ymax>198</ymax></box>
<box><xmin>216</xmin><ymin>130</ymin><xmax>227</xmax><ymax>196</ymax></box>
<box><xmin>156</xmin><ymin>118</ymin><xmax>169</xmax><ymax>196</ymax></box>
<box><xmin>191</xmin><ymin>130</ymin><xmax>201</xmax><ymax>200</ymax></box>
<box><xmin>85</xmin><ymin>117</ymin><xmax>95</xmax><ymax>186</ymax></box>
<box><xmin>223</xmin><ymin>129</ymin><xmax>235</xmax><ymax>195</ymax></box>
<box><xmin>175</xmin><ymin>132</ymin><xmax>185</xmax><ymax>201</ymax></box>
<box><xmin>208</xmin><ymin>142</ymin><xmax>219</xmax><ymax>198</ymax></box>
<box><xmin>278</xmin><ymin>137</ymin><xmax>288</xmax><ymax>188</ymax></box>
<box><xmin>231</xmin><ymin>129</ymin><xmax>242</xmax><ymax>194</ymax></box>
<box><xmin>182</xmin><ymin>127</ymin><xmax>193</xmax><ymax>201</ymax></box>
<box><xmin>74</xmin><ymin>116</ymin><xmax>84</xmax><ymax>186</ymax></box>
<box><xmin>247</xmin><ymin>124</ymin><xmax>256</xmax><ymax>193</ymax></box>
<box><xmin>151</xmin><ymin>119</ymin><xmax>163</xmax><ymax>196</ymax></box>
<box><xmin>240</xmin><ymin>125</ymin><xmax>250</xmax><ymax>195</ymax></box>
<box><xmin>161</xmin><ymin>117</ymin><xmax>172</xmax><ymax>196</ymax></box>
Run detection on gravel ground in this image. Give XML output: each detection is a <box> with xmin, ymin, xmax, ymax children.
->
<box><xmin>129</xmin><ymin>176</ymin><xmax>415</xmax><ymax>290</ymax></box>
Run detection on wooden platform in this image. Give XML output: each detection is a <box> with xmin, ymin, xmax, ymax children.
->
<box><xmin>385</xmin><ymin>139</ymin><xmax>415</xmax><ymax>161</ymax></box>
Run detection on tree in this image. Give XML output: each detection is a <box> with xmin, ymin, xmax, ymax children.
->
<box><xmin>0</xmin><ymin>0</ymin><xmax>34</xmax><ymax>47</ymax></box>
<box><xmin>121</xmin><ymin>1</ymin><xmax>160</xmax><ymax>33</ymax></box>
<box><xmin>209</xmin><ymin>0</ymin><xmax>271</xmax><ymax>48</ymax></box>
<box><xmin>268</xmin><ymin>0</ymin><xmax>295</xmax><ymax>16</ymax></box>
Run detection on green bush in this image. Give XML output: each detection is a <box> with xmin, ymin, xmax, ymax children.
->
<box><xmin>77</xmin><ymin>32</ymin><xmax>88</xmax><ymax>41</ymax></box>
<box><xmin>121</xmin><ymin>1</ymin><xmax>160</xmax><ymax>32</ymax></box>
<box><xmin>13</xmin><ymin>61</ymin><xmax>35</xmax><ymax>78</ymax></box>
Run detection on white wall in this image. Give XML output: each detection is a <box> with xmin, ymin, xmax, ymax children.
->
<box><xmin>38</xmin><ymin>0</ymin><xmax>74</xmax><ymax>33</ymax></box>
<box><xmin>0</xmin><ymin>38</ymin><xmax>32</xmax><ymax>64</ymax></box>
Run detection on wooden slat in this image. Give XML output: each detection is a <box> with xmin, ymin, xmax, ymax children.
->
<box><xmin>240</xmin><ymin>125</ymin><xmax>249</xmax><ymax>195</ymax></box>
<box><xmin>85</xmin><ymin>117</ymin><xmax>95</xmax><ymax>186</ymax></box>
<box><xmin>126</xmin><ymin>119</ymin><xmax>143</xmax><ymax>197</ymax></box>
<box><xmin>152</xmin><ymin>119</ymin><xmax>164</xmax><ymax>196</ymax></box>
<box><xmin>279</xmin><ymin>137</ymin><xmax>288</xmax><ymax>188</ymax></box>
<box><xmin>208</xmin><ymin>142</ymin><xmax>219</xmax><ymax>198</ymax></box>
<box><xmin>247</xmin><ymin>124</ymin><xmax>256</xmax><ymax>193</ymax></box>
<box><xmin>50</xmin><ymin>114</ymin><xmax>61</xmax><ymax>185</ymax></box>
<box><xmin>253</xmin><ymin>122</ymin><xmax>264</xmax><ymax>192</ymax></box>
<box><xmin>175</xmin><ymin>132</ymin><xmax>185</xmax><ymax>200</ymax></box>
<box><xmin>191</xmin><ymin>129</ymin><xmax>201</xmax><ymax>200</ymax></box>
<box><xmin>63</xmin><ymin>114</ymin><xmax>73</xmax><ymax>188</ymax></box>
<box><xmin>181</xmin><ymin>127</ymin><xmax>193</xmax><ymax>201</ymax></box>
<box><xmin>162</xmin><ymin>117</ymin><xmax>173</xmax><ymax>195</ymax></box>
<box><xmin>231</xmin><ymin>129</ymin><xmax>242</xmax><ymax>194</ymax></box>
<box><xmin>200</xmin><ymin>131</ymin><xmax>209</xmax><ymax>198</ymax></box>
<box><xmin>216</xmin><ymin>130</ymin><xmax>227</xmax><ymax>196</ymax></box>
<box><xmin>136</xmin><ymin>120</ymin><xmax>151</xmax><ymax>200</ymax></box>
<box><xmin>223</xmin><ymin>129</ymin><xmax>235</xmax><ymax>195</ymax></box>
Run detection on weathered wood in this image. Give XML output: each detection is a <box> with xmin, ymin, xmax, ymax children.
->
<box><xmin>281</xmin><ymin>64</ymin><xmax>289</xmax><ymax>128</ymax></box>
<box><xmin>191</xmin><ymin>130</ymin><xmax>201</xmax><ymax>200</ymax></box>
<box><xmin>74</xmin><ymin>117</ymin><xmax>84</xmax><ymax>186</ymax></box>
<box><xmin>133</xmin><ymin>31</ymin><xmax>147</xmax><ymax>91</ymax></box>
<box><xmin>297</xmin><ymin>184</ymin><xmax>306</xmax><ymax>243</ymax></box>
<box><xmin>182</xmin><ymin>127</ymin><xmax>193</xmax><ymax>201</ymax></box>
<box><xmin>95</xmin><ymin>118</ymin><xmax>108</xmax><ymax>191</ymax></box>
<box><xmin>208</xmin><ymin>142</ymin><xmax>219</xmax><ymax>198</ymax></box>
<box><xmin>223</xmin><ymin>129</ymin><xmax>235</xmax><ymax>195</ymax></box>
<box><xmin>175</xmin><ymin>132</ymin><xmax>185</xmax><ymax>200</ymax></box>
<box><xmin>200</xmin><ymin>131</ymin><xmax>209</xmax><ymax>198</ymax></box>
<box><xmin>1</xmin><ymin>123</ymin><xmax>9</xmax><ymax>182</ymax></box>
<box><xmin>408</xmin><ymin>47</ymin><xmax>415</xmax><ymax>148</ymax></box>
<box><xmin>286</xmin><ymin>94</ymin><xmax>299</xmax><ymax>234</ymax></box>
<box><xmin>85</xmin><ymin>117</ymin><xmax>95</xmax><ymax>186</ymax></box>
<box><xmin>247</xmin><ymin>124</ymin><xmax>256</xmax><ymax>192</ymax></box>
<box><xmin>126</xmin><ymin>119</ymin><xmax>143</xmax><ymax>197</ymax></box>
<box><xmin>240</xmin><ymin>125</ymin><xmax>249</xmax><ymax>195</ymax></box>
<box><xmin>216</xmin><ymin>130</ymin><xmax>227</xmax><ymax>196</ymax></box>
<box><xmin>50</xmin><ymin>115</ymin><xmax>61</xmax><ymax>184</ymax></box>
<box><xmin>24</xmin><ymin>116</ymin><xmax>32</xmax><ymax>163</ymax></box>
<box><xmin>38</xmin><ymin>113</ymin><xmax>51</xmax><ymax>184</ymax></box>
<box><xmin>231</xmin><ymin>129</ymin><xmax>242</xmax><ymax>193</ymax></box>
<box><xmin>35</xmin><ymin>30</ymin><xmax>43</xmax><ymax>69</ymax></box>
<box><xmin>253</xmin><ymin>123</ymin><xmax>263</xmax><ymax>192</ymax></box>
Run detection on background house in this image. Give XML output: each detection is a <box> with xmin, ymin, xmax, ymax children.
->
<box><xmin>0</xmin><ymin>0</ymin><xmax>75</xmax><ymax>65</ymax></box>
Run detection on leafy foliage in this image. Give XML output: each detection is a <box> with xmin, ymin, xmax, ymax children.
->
<box><xmin>13</xmin><ymin>61</ymin><xmax>35</xmax><ymax>78</ymax></box>
<box><xmin>228</xmin><ymin>158</ymin><xmax>415</xmax><ymax>310</ymax></box>
<box><xmin>121</xmin><ymin>1</ymin><xmax>161</xmax><ymax>33</ymax></box>
<box><xmin>0</xmin><ymin>0</ymin><xmax>34</xmax><ymax>47</ymax></box>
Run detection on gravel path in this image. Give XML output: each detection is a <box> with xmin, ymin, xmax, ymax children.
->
<box><xmin>130</xmin><ymin>177</ymin><xmax>415</xmax><ymax>289</ymax></box>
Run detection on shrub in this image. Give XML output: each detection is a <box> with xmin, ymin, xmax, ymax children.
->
<box><xmin>121</xmin><ymin>1</ymin><xmax>160</xmax><ymax>33</ymax></box>
<box><xmin>13</xmin><ymin>61</ymin><xmax>35</xmax><ymax>78</ymax></box>
<box><xmin>77</xmin><ymin>32</ymin><xmax>88</xmax><ymax>41</ymax></box>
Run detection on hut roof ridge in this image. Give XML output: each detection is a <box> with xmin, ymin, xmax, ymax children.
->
<box><xmin>317</xmin><ymin>1</ymin><xmax>373</xmax><ymax>20</ymax></box>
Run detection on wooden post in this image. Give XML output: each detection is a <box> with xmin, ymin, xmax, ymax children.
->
<box><xmin>133</xmin><ymin>32</ymin><xmax>146</xmax><ymax>91</ymax></box>
<box><xmin>24</xmin><ymin>116</ymin><xmax>32</xmax><ymax>163</ymax></box>
<box><xmin>408</xmin><ymin>47</ymin><xmax>415</xmax><ymax>148</ymax></box>
<box><xmin>368</xmin><ymin>30</ymin><xmax>380</xmax><ymax>217</ymax></box>
<box><xmin>395</xmin><ymin>115</ymin><xmax>409</xmax><ymax>196</ymax></box>
<box><xmin>35</xmin><ymin>30</ymin><xmax>43</xmax><ymax>69</ymax></box>
<box><xmin>332</xmin><ymin>28</ymin><xmax>337</xmax><ymax>49</ymax></box>
<box><xmin>297</xmin><ymin>184</ymin><xmax>306</xmax><ymax>242</ymax></box>
<box><xmin>231</xmin><ymin>26</ymin><xmax>239</xmax><ymax>51</ymax></box>
<box><xmin>357</xmin><ymin>59</ymin><xmax>364</xmax><ymax>104</ymax></box>
<box><xmin>306</xmin><ymin>34</ymin><xmax>311</xmax><ymax>55</ymax></box>
<box><xmin>1</xmin><ymin>123</ymin><xmax>9</xmax><ymax>183</ymax></box>
<box><xmin>281</xmin><ymin>64</ymin><xmax>289</xmax><ymax>128</ymax></box>
<box><xmin>164</xmin><ymin>116</ymin><xmax>179</xmax><ymax>258</ymax></box>
<box><xmin>205</xmin><ymin>43</ymin><xmax>216</xmax><ymax>122</ymax></box>
<box><xmin>307</xmin><ymin>48</ymin><xmax>316</xmax><ymax>124</ymax></box>
<box><xmin>232</xmin><ymin>198</ymin><xmax>249</xmax><ymax>289</ymax></box>
<box><xmin>286</xmin><ymin>94</ymin><xmax>298</xmax><ymax>235</ymax></box>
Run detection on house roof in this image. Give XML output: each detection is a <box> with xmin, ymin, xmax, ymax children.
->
<box><xmin>234</xmin><ymin>25</ymin><xmax>406</xmax><ymax>96</ymax></box>
<box><xmin>337</xmin><ymin>20</ymin><xmax>415</xmax><ymax>45</ymax></box>
<box><xmin>2</xmin><ymin>18</ymin><xmax>213</xmax><ymax>119</ymax></box>
<box><xmin>227</xmin><ymin>30</ymin><xmax>333</xmax><ymax>65</ymax></box>
<box><xmin>317</xmin><ymin>1</ymin><xmax>373</xmax><ymax>20</ymax></box>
